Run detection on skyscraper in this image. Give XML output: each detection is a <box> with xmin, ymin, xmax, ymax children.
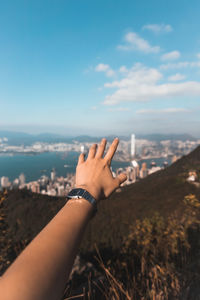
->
<box><xmin>19</xmin><ymin>173</ymin><xmax>25</xmax><ymax>186</ymax></box>
<box><xmin>131</xmin><ymin>134</ymin><xmax>136</xmax><ymax>158</ymax></box>
<box><xmin>80</xmin><ymin>145</ymin><xmax>85</xmax><ymax>154</ymax></box>
<box><xmin>51</xmin><ymin>168</ymin><xmax>56</xmax><ymax>182</ymax></box>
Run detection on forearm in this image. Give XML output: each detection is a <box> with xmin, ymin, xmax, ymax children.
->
<box><xmin>1</xmin><ymin>199</ymin><xmax>93</xmax><ymax>300</ymax></box>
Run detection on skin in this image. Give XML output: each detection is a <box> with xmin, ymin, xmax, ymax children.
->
<box><xmin>0</xmin><ymin>138</ymin><xmax>127</xmax><ymax>300</ymax></box>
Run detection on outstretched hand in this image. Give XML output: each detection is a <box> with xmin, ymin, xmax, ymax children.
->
<box><xmin>75</xmin><ymin>138</ymin><xmax>127</xmax><ymax>202</ymax></box>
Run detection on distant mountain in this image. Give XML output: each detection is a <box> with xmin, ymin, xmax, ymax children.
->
<box><xmin>0</xmin><ymin>131</ymin><xmax>114</xmax><ymax>145</ymax></box>
<box><xmin>0</xmin><ymin>131</ymin><xmax>197</xmax><ymax>146</ymax></box>
<box><xmin>0</xmin><ymin>131</ymin><xmax>36</xmax><ymax>146</ymax></box>
<box><xmin>137</xmin><ymin>133</ymin><xmax>197</xmax><ymax>141</ymax></box>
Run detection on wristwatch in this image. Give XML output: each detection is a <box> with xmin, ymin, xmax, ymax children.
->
<box><xmin>67</xmin><ymin>188</ymin><xmax>97</xmax><ymax>216</ymax></box>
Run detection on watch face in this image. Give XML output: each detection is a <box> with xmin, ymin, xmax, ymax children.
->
<box><xmin>68</xmin><ymin>188</ymin><xmax>84</xmax><ymax>198</ymax></box>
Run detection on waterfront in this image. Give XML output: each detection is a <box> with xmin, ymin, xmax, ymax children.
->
<box><xmin>0</xmin><ymin>151</ymin><xmax>172</xmax><ymax>183</ymax></box>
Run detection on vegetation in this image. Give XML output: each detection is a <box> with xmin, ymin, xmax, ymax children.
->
<box><xmin>1</xmin><ymin>146</ymin><xmax>200</xmax><ymax>298</ymax></box>
<box><xmin>63</xmin><ymin>195</ymin><xmax>200</xmax><ymax>299</ymax></box>
<box><xmin>2</xmin><ymin>190</ymin><xmax>200</xmax><ymax>299</ymax></box>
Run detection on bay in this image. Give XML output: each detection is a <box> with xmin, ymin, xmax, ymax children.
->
<box><xmin>0</xmin><ymin>152</ymin><xmax>131</xmax><ymax>182</ymax></box>
<box><xmin>0</xmin><ymin>152</ymin><xmax>172</xmax><ymax>183</ymax></box>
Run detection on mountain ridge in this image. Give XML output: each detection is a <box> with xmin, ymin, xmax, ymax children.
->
<box><xmin>0</xmin><ymin>130</ymin><xmax>197</xmax><ymax>145</ymax></box>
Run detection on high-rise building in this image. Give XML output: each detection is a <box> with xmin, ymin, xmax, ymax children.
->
<box><xmin>31</xmin><ymin>182</ymin><xmax>40</xmax><ymax>194</ymax></box>
<box><xmin>80</xmin><ymin>145</ymin><xmax>85</xmax><ymax>154</ymax></box>
<box><xmin>13</xmin><ymin>178</ymin><xmax>20</xmax><ymax>188</ymax></box>
<box><xmin>140</xmin><ymin>162</ymin><xmax>148</xmax><ymax>178</ymax></box>
<box><xmin>51</xmin><ymin>168</ymin><xmax>56</xmax><ymax>182</ymax></box>
<box><xmin>126</xmin><ymin>166</ymin><xmax>137</xmax><ymax>183</ymax></box>
<box><xmin>131</xmin><ymin>134</ymin><xmax>136</xmax><ymax>158</ymax></box>
<box><xmin>1</xmin><ymin>176</ymin><xmax>10</xmax><ymax>188</ymax></box>
<box><xmin>19</xmin><ymin>173</ymin><xmax>25</xmax><ymax>185</ymax></box>
<box><xmin>58</xmin><ymin>185</ymin><xmax>65</xmax><ymax>196</ymax></box>
<box><xmin>131</xmin><ymin>160</ymin><xmax>140</xmax><ymax>178</ymax></box>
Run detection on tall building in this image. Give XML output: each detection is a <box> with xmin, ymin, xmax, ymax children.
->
<box><xmin>51</xmin><ymin>168</ymin><xmax>56</xmax><ymax>182</ymax></box>
<box><xmin>13</xmin><ymin>178</ymin><xmax>20</xmax><ymax>188</ymax></box>
<box><xmin>80</xmin><ymin>145</ymin><xmax>85</xmax><ymax>154</ymax></box>
<box><xmin>140</xmin><ymin>163</ymin><xmax>148</xmax><ymax>179</ymax></box>
<box><xmin>19</xmin><ymin>173</ymin><xmax>25</xmax><ymax>185</ymax></box>
<box><xmin>131</xmin><ymin>134</ymin><xmax>136</xmax><ymax>158</ymax></box>
<box><xmin>31</xmin><ymin>182</ymin><xmax>40</xmax><ymax>194</ymax></box>
<box><xmin>126</xmin><ymin>166</ymin><xmax>137</xmax><ymax>183</ymax></box>
<box><xmin>131</xmin><ymin>160</ymin><xmax>140</xmax><ymax>178</ymax></box>
<box><xmin>58</xmin><ymin>185</ymin><xmax>65</xmax><ymax>196</ymax></box>
<box><xmin>1</xmin><ymin>176</ymin><xmax>10</xmax><ymax>188</ymax></box>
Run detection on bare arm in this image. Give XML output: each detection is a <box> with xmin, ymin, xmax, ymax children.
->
<box><xmin>0</xmin><ymin>138</ymin><xmax>127</xmax><ymax>300</ymax></box>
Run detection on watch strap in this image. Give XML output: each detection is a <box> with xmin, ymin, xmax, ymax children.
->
<box><xmin>67</xmin><ymin>188</ymin><xmax>97</xmax><ymax>216</ymax></box>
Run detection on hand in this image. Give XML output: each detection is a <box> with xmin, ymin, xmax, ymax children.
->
<box><xmin>75</xmin><ymin>138</ymin><xmax>127</xmax><ymax>202</ymax></box>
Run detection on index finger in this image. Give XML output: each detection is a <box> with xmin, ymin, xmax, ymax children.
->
<box><xmin>104</xmin><ymin>138</ymin><xmax>119</xmax><ymax>163</ymax></box>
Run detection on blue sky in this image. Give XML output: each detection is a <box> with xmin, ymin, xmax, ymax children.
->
<box><xmin>1</xmin><ymin>0</ymin><xmax>200</xmax><ymax>136</ymax></box>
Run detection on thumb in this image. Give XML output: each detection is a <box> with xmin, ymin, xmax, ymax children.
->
<box><xmin>115</xmin><ymin>173</ymin><xmax>127</xmax><ymax>187</ymax></box>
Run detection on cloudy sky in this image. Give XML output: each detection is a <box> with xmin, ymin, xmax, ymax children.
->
<box><xmin>1</xmin><ymin>0</ymin><xmax>200</xmax><ymax>136</ymax></box>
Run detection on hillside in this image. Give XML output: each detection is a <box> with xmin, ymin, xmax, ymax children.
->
<box><xmin>83</xmin><ymin>145</ymin><xmax>200</xmax><ymax>249</ymax></box>
<box><xmin>1</xmin><ymin>145</ymin><xmax>200</xmax><ymax>275</ymax></box>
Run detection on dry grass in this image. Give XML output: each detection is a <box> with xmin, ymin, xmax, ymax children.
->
<box><xmin>64</xmin><ymin>194</ymin><xmax>200</xmax><ymax>299</ymax></box>
<box><xmin>1</xmin><ymin>190</ymin><xmax>200</xmax><ymax>299</ymax></box>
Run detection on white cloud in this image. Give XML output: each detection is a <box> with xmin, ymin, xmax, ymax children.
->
<box><xmin>197</xmin><ymin>53</ymin><xmax>200</xmax><ymax>59</ymax></box>
<box><xmin>102</xmin><ymin>64</ymin><xmax>200</xmax><ymax>105</ymax></box>
<box><xmin>119</xmin><ymin>66</ymin><xmax>128</xmax><ymax>73</ymax></box>
<box><xmin>118</xmin><ymin>32</ymin><xmax>160</xmax><ymax>53</ymax></box>
<box><xmin>160</xmin><ymin>61</ymin><xmax>200</xmax><ymax>70</ymax></box>
<box><xmin>142</xmin><ymin>24</ymin><xmax>173</xmax><ymax>34</ymax></box>
<box><xmin>105</xmin><ymin>63</ymin><xmax>162</xmax><ymax>89</ymax></box>
<box><xmin>95</xmin><ymin>64</ymin><xmax>109</xmax><ymax>72</ymax></box>
<box><xmin>136</xmin><ymin>108</ymin><xmax>190</xmax><ymax>114</ymax></box>
<box><xmin>107</xmin><ymin>107</ymin><xmax>130</xmax><ymax>112</ymax></box>
<box><xmin>161</xmin><ymin>51</ymin><xmax>180</xmax><ymax>61</ymax></box>
<box><xmin>168</xmin><ymin>73</ymin><xmax>186</xmax><ymax>81</ymax></box>
<box><xmin>95</xmin><ymin>63</ymin><xmax>115</xmax><ymax>77</ymax></box>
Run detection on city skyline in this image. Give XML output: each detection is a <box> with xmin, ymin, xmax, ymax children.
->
<box><xmin>1</xmin><ymin>0</ymin><xmax>200</xmax><ymax>136</ymax></box>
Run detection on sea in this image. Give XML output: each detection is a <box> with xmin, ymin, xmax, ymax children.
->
<box><xmin>0</xmin><ymin>152</ymin><xmax>172</xmax><ymax>182</ymax></box>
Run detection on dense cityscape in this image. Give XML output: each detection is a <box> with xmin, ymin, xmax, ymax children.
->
<box><xmin>1</xmin><ymin>134</ymin><xmax>200</xmax><ymax>196</ymax></box>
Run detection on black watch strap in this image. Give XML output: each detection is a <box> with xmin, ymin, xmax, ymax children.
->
<box><xmin>67</xmin><ymin>188</ymin><xmax>97</xmax><ymax>216</ymax></box>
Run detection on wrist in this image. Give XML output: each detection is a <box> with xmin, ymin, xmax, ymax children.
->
<box><xmin>67</xmin><ymin>188</ymin><xmax>98</xmax><ymax>217</ymax></box>
<box><xmin>66</xmin><ymin>198</ymin><xmax>94</xmax><ymax>217</ymax></box>
<box><xmin>75</xmin><ymin>185</ymin><xmax>101</xmax><ymax>202</ymax></box>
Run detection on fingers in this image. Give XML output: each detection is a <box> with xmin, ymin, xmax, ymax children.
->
<box><xmin>87</xmin><ymin>143</ymin><xmax>97</xmax><ymax>160</ymax></box>
<box><xmin>96</xmin><ymin>138</ymin><xmax>107</xmax><ymax>158</ymax></box>
<box><xmin>78</xmin><ymin>153</ymin><xmax>85</xmax><ymax>165</ymax></box>
<box><xmin>115</xmin><ymin>173</ymin><xmax>127</xmax><ymax>187</ymax></box>
<box><xmin>106</xmin><ymin>173</ymin><xmax>127</xmax><ymax>197</ymax></box>
<box><xmin>104</xmin><ymin>138</ymin><xmax>119</xmax><ymax>163</ymax></box>
<box><xmin>79</xmin><ymin>137</ymin><xmax>119</xmax><ymax>165</ymax></box>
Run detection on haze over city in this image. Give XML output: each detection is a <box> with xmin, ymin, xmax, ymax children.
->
<box><xmin>1</xmin><ymin>0</ymin><xmax>200</xmax><ymax>136</ymax></box>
